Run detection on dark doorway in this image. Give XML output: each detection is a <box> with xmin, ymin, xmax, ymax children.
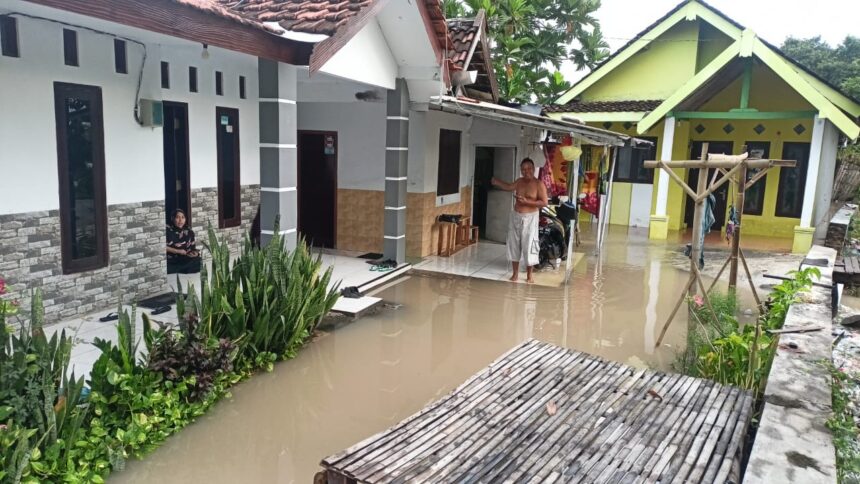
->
<box><xmin>472</xmin><ymin>147</ymin><xmax>494</xmax><ymax>238</ymax></box>
<box><xmin>298</xmin><ymin>131</ymin><xmax>337</xmax><ymax>248</ymax></box>
<box><xmin>684</xmin><ymin>141</ymin><xmax>733</xmax><ymax>230</ymax></box>
<box><xmin>163</xmin><ymin>102</ymin><xmax>191</xmax><ymax>226</ymax></box>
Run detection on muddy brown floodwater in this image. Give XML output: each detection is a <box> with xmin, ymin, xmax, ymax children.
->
<box><xmin>113</xmin><ymin>227</ymin><xmax>770</xmax><ymax>483</ymax></box>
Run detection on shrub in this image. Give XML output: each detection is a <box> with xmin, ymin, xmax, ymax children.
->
<box><xmin>182</xmin><ymin>227</ymin><xmax>339</xmax><ymax>368</ymax></box>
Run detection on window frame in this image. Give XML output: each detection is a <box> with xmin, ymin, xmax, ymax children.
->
<box><xmin>160</xmin><ymin>61</ymin><xmax>170</xmax><ymax>89</ymax></box>
<box><xmin>189</xmin><ymin>66</ymin><xmax>198</xmax><ymax>93</ymax></box>
<box><xmin>436</xmin><ymin>129</ymin><xmax>462</xmax><ymax>197</ymax></box>
<box><xmin>1</xmin><ymin>15</ymin><xmax>20</xmax><ymax>58</ymax></box>
<box><xmin>113</xmin><ymin>38</ymin><xmax>127</xmax><ymax>74</ymax></box>
<box><xmin>742</xmin><ymin>141</ymin><xmax>770</xmax><ymax>216</ymax></box>
<box><xmin>63</xmin><ymin>29</ymin><xmax>78</xmax><ymax>67</ymax></box>
<box><xmin>775</xmin><ymin>142</ymin><xmax>811</xmax><ymax>218</ymax></box>
<box><xmin>613</xmin><ymin>136</ymin><xmax>657</xmax><ymax>184</ymax></box>
<box><xmin>216</xmin><ymin>106</ymin><xmax>241</xmax><ymax>228</ymax></box>
<box><xmin>53</xmin><ymin>82</ymin><xmax>109</xmax><ymax>274</ymax></box>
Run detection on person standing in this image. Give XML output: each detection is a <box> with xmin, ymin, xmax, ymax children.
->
<box><xmin>491</xmin><ymin>158</ymin><xmax>548</xmax><ymax>283</ymax></box>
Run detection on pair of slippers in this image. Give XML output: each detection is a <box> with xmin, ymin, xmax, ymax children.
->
<box><xmin>368</xmin><ymin>259</ymin><xmax>398</xmax><ymax>272</ymax></box>
<box><xmin>98</xmin><ymin>305</ymin><xmax>170</xmax><ymax>322</ymax></box>
<box><xmin>340</xmin><ymin>286</ymin><xmax>363</xmax><ymax>299</ymax></box>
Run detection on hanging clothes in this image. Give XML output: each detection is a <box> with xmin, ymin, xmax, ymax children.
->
<box><xmin>697</xmin><ymin>194</ymin><xmax>717</xmax><ymax>269</ymax></box>
<box><xmin>725</xmin><ymin>205</ymin><xmax>738</xmax><ymax>243</ymax></box>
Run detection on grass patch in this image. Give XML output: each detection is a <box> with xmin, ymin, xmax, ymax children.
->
<box><xmin>828</xmin><ymin>362</ymin><xmax>860</xmax><ymax>483</ymax></box>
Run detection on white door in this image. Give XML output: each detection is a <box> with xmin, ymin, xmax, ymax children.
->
<box><xmin>485</xmin><ymin>147</ymin><xmax>516</xmax><ymax>243</ymax></box>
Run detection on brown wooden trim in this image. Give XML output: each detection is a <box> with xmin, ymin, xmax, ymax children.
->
<box><xmin>25</xmin><ymin>0</ymin><xmax>313</xmax><ymax>65</ymax></box>
<box><xmin>297</xmin><ymin>130</ymin><xmax>338</xmax><ymax>247</ymax></box>
<box><xmin>309</xmin><ymin>0</ymin><xmax>392</xmax><ymax>74</ymax></box>
<box><xmin>163</xmin><ymin>100</ymin><xmax>192</xmax><ymax>227</ymax></box>
<box><xmin>475</xmin><ymin>11</ymin><xmax>499</xmax><ymax>102</ymax></box>
<box><xmin>742</xmin><ymin>141</ymin><xmax>769</xmax><ymax>216</ymax></box>
<box><xmin>416</xmin><ymin>0</ymin><xmax>451</xmax><ymax>87</ymax></box>
<box><xmin>216</xmin><ymin>106</ymin><xmax>241</xmax><ymax>228</ymax></box>
<box><xmin>54</xmin><ymin>82</ymin><xmax>109</xmax><ymax>274</ymax></box>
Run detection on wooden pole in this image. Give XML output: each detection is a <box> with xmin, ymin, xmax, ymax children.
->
<box><xmin>728</xmin><ymin>162</ymin><xmax>748</xmax><ymax>290</ymax></box>
<box><xmin>689</xmin><ymin>143</ymin><xmax>710</xmax><ymax>297</ymax></box>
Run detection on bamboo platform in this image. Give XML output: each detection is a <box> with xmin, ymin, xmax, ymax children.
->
<box><xmin>319</xmin><ymin>340</ymin><xmax>753</xmax><ymax>484</ymax></box>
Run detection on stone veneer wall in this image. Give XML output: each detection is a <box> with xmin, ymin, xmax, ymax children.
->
<box><xmin>337</xmin><ymin>189</ymin><xmax>385</xmax><ymax>253</ymax></box>
<box><xmin>0</xmin><ymin>200</ymin><xmax>168</xmax><ymax>324</ymax></box>
<box><xmin>189</xmin><ymin>185</ymin><xmax>259</xmax><ymax>255</ymax></box>
<box><xmin>406</xmin><ymin>187</ymin><xmax>472</xmax><ymax>257</ymax></box>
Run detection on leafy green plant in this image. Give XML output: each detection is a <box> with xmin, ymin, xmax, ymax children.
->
<box><xmin>680</xmin><ymin>267</ymin><xmax>819</xmax><ymax>397</ymax></box>
<box><xmin>185</xmin><ymin>226</ymin><xmax>339</xmax><ymax>368</ymax></box>
<box><xmin>827</xmin><ymin>362</ymin><xmax>860</xmax><ymax>483</ymax></box>
<box><xmin>144</xmin><ymin>313</ymin><xmax>235</xmax><ymax>402</ymax></box>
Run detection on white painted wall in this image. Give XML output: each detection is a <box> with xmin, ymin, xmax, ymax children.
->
<box><xmin>319</xmin><ymin>19</ymin><xmax>397</xmax><ymax>90</ymax></box>
<box><xmin>0</xmin><ymin>4</ymin><xmax>260</xmax><ymax>215</ymax></box>
<box><xmin>297</xmin><ymin>101</ymin><xmax>387</xmax><ymax>191</ymax></box>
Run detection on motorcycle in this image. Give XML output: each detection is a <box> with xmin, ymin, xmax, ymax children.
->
<box><xmin>537</xmin><ymin>201</ymin><xmax>577</xmax><ymax>270</ymax></box>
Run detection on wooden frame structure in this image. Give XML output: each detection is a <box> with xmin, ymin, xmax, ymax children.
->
<box><xmin>646</xmin><ymin>142</ymin><xmax>795</xmax><ymax>347</ymax></box>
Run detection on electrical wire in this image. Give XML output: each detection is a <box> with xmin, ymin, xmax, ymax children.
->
<box><xmin>6</xmin><ymin>12</ymin><xmax>148</xmax><ymax>125</ymax></box>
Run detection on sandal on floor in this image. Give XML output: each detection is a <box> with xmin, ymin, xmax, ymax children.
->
<box><xmin>98</xmin><ymin>312</ymin><xmax>119</xmax><ymax>322</ymax></box>
<box><xmin>150</xmin><ymin>305</ymin><xmax>171</xmax><ymax>315</ymax></box>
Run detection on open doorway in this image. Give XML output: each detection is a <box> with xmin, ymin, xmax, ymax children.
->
<box><xmin>163</xmin><ymin>101</ymin><xmax>190</xmax><ymax>225</ymax></box>
<box><xmin>473</xmin><ymin>146</ymin><xmax>516</xmax><ymax>243</ymax></box>
<box><xmin>298</xmin><ymin>131</ymin><xmax>337</xmax><ymax>248</ymax></box>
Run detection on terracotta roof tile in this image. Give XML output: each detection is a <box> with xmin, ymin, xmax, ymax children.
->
<box><xmin>544</xmin><ymin>99</ymin><xmax>664</xmax><ymax>114</ymax></box>
<box><xmin>447</xmin><ymin>18</ymin><xmax>478</xmax><ymax>69</ymax></box>
<box><xmin>220</xmin><ymin>0</ymin><xmax>374</xmax><ymax>36</ymax></box>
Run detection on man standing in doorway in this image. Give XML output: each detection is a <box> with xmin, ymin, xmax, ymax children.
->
<box><xmin>491</xmin><ymin>158</ymin><xmax>548</xmax><ymax>283</ymax></box>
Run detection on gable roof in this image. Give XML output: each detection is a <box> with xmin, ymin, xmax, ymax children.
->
<box><xmin>221</xmin><ymin>0</ymin><xmax>371</xmax><ymax>36</ymax></box>
<box><xmin>446</xmin><ymin>10</ymin><xmax>499</xmax><ymax>102</ymax></box>
<box><xmin>544</xmin><ymin>99</ymin><xmax>663</xmax><ymax>114</ymax></box>
<box><xmin>553</xmin><ymin>0</ymin><xmax>860</xmax><ymax>139</ymax></box>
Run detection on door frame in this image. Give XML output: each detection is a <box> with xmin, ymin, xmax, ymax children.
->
<box><xmin>215</xmin><ymin>106</ymin><xmax>241</xmax><ymax>228</ymax></box>
<box><xmin>297</xmin><ymin>130</ymin><xmax>338</xmax><ymax>247</ymax></box>
<box><xmin>470</xmin><ymin>143</ymin><xmax>518</xmax><ymax>219</ymax></box>
<box><xmin>162</xmin><ymin>100</ymin><xmax>191</xmax><ymax>226</ymax></box>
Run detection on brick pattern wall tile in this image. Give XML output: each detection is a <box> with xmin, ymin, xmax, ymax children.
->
<box><xmin>406</xmin><ymin>186</ymin><xmax>472</xmax><ymax>257</ymax></box>
<box><xmin>190</xmin><ymin>185</ymin><xmax>260</xmax><ymax>255</ymax></box>
<box><xmin>0</xmin><ymin>201</ymin><xmax>168</xmax><ymax>324</ymax></box>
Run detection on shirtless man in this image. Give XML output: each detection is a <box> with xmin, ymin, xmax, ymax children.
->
<box><xmin>491</xmin><ymin>158</ymin><xmax>548</xmax><ymax>283</ymax></box>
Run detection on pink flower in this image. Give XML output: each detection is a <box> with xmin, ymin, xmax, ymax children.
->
<box><xmin>0</xmin><ymin>278</ymin><xmax>5</xmax><ymax>295</ymax></box>
<box><xmin>693</xmin><ymin>295</ymin><xmax>704</xmax><ymax>308</ymax></box>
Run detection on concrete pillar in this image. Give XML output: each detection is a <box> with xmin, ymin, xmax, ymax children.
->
<box><xmin>258</xmin><ymin>59</ymin><xmax>298</xmax><ymax>249</ymax></box>
<box><xmin>812</xmin><ymin>119</ymin><xmax>840</xmax><ymax>238</ymax></box>
<box><xmin>649</xmin><ymin>116</ymin><xmax>675</xmax><ymax>240</ymax></box>
<box><xmin>384</xmin><ymin>79</ymin><xmax>409</xmax><ymax>263</ymax></box>
<box><xmin>793</xmin><ymin>115</ymin><xmax>825</xmax><ymax>253</ymax></box>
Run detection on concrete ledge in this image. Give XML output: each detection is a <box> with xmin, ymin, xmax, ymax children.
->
<box><xmin>824</xmin><ymin>203</ymin><xmax>857</xmax><ymax>250</ymax></box>
<box><xmin>744</xmin><ymin>244</ymin><xmax>837</xmax><ymax>483</ymax></box>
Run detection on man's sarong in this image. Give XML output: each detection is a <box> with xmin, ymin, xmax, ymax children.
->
<box><xmin>506</xmin><ymin>211</ymin><xmax>540</xmax><ymax>267</ymax></box>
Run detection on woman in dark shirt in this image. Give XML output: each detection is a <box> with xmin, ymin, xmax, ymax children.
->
<box><xmin>166</xmin><ymin>209</ymin><xmax>201</xmax><ymax>274</ymax></box>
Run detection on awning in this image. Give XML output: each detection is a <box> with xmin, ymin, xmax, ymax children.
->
<box><xmin>429</xmin><ymin>96</ymin><xmax>646</xmax><ymax>147</ymax></box>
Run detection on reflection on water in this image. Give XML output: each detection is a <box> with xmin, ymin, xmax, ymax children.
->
<box><xmin>113</xmin><ymin>226</ymin><xmax>756</xmax><ymax>484</ymax></box>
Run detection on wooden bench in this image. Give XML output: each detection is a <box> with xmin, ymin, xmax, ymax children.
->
<box><xmin>436</xmin><ymin>216</ymin><xmax>479</xmax><ymax>256</ymax></box>
<box><xmin>834</xmin><ymin>256</ymin><xmax>860</xmax><ymax>286</ymax></box>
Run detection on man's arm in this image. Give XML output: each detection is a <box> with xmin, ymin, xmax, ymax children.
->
<box><xmin>491</xmin><ymin>177</ymin><xmax>516</xmax><ymax>191</ymax></box>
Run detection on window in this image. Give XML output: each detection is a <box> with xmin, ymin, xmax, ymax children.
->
<box><xmin>113</xmin><ymin>39</ymin><xmax>127</xmax><ymax>74</ymax></box>
<box><xmin>215</xmin><ymin>71</ymin><xmax>223</xmax><ymax>96</ymax></box>
<box><xmin>775</xmin><ymin>142</ymin><xmax>811</xmax><ymax>218</ymax></box>
<box><xmin>160</xmin><ymin>61</ymin><xmax>170</xmax><ymax>89</ymax></box>
<box><xmin>216</xmin><ymin>107</ymin><xmax>241</xmax><ymax>228</ymax></box>
<box><xmin>239</xmin><ymin>75</ymin><xmax>246</xmax><ymax>99</ymax></box>
<box><xmin>189</xmin><ymin>66</ymin><xmax>198</xmax><ymax>93</ymax></box>
<box><xmin>436</xmin><ymin>129</ymin><xmax>462</xmax><ymax>196</ymax></box>
<box><xmin>742</xmin><ymin>141</ymin><xmax>769</xmax><ymax>215</ymax></box>
<box><xmin>1</xmin><ymin>16</ymin><xmax>19</xmax><ymax>58</ymax></box>
<box><xmin>613</xmin><ymin>136</ymin><xmax>657</xmax><ymax>184</ymax></box>
<box><xmin>54</xmin><ymin>82</ymin><xmax>108</xmax><ymax>273</ymax></box>
<box><xmin>63</xmin><ymin>29</ymin><xmax>78</xmax><ymax>66</ymax></box>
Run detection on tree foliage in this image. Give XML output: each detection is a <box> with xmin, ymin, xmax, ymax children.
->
<box><xmin>780</xmin><ymin>35</ymin><xmax>860</xmax><ymax>100</ymax></box>
<box><xmin>442</xmin><ymin>0</ymin><xmax>609</xmax><ymax>104</ymax></box>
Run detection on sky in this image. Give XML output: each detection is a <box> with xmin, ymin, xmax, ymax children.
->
<box><xmin>559</xmin><ymin>0</ymin><xmax>860</xmax><ymax>82</ymax></box>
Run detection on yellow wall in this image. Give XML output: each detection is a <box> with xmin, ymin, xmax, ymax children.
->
<box><xmin>695</xmin><ymin>21</ymin><xmax>734</xmax><ymax>72</ymax></box>
<box><xmin>609</xmin><ymin>183</ymin><xmax>632</xmax><ymax>225</ymax></box>
<box><xmin>580</xmin><ymin>20</ymin><xmax>701</xmax><ymax>102</ymax></box>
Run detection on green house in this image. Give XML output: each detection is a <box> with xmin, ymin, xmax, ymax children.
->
<box><xmin>548</xmin><ymin>0</ymin><xmax>860</xmax><ymax>253</ymax></box>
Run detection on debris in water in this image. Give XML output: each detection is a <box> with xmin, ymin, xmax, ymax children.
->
<box><xmin>546</xmin><ymin>401</ymin><xmax>558</xmax><ymax>416</ymax></box>
<box><xmin>383</xmin><ymin>303</ymin><xmax>403</xmax><ymax>310</ymax></box>
<box><xmin>743</xmin><ymin>309</ymin><xmax>754</xmax><ymax>316</ymax></box>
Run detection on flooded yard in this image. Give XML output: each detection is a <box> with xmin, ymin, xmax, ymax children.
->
<box><xmin>113</xmin><ymin>227</ymin><xmax>778</xmax><ymax>483</ymax></box>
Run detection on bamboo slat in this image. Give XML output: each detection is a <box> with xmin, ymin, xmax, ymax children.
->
<box><xmin>319</xmin><ymin>340</ymin><xmax>753</xmax><ymax>484</ymax></box>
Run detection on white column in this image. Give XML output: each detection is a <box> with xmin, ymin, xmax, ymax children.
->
<box><xmin>812</xmin><ymin>119</ymin><xmax>840</xmax><ymax>236</ymax></box>
<box><xmin>654</xmin><ymin>117</ymin><xmax>676</xmax><ymax>216</ymax></box>
<box><xmin>800</xmin><ymin>115</ymin><xmax>825</xmax><ymax>228</ymax></box>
